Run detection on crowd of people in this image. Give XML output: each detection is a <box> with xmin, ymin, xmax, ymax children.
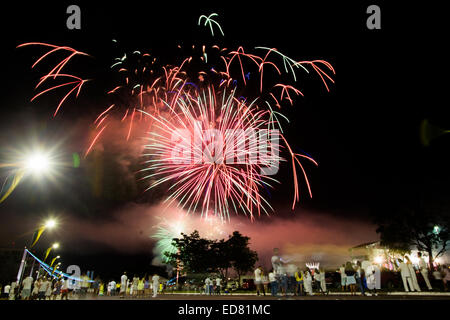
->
<box><xmin>1</xmin><ymin>271</ymin><xmax>162</xmax><ymax>300</ymax></box>
<box><xmin>3</xmin><ymin>249</ymin><xmax>450</xmax><ymax>299</ymax></box>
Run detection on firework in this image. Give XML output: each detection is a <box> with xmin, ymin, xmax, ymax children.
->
<box><xmin>18</xmin><ymin>13</ymin><xmax>334</xmax><ymax>220</ymax></box>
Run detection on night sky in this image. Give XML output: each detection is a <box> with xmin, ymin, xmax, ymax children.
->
<box><xmin>0</xmin><ymin>1</ymin><xmax>448</xmax><ymax>280</ymax></box>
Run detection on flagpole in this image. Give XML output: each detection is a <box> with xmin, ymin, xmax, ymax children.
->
<box><xmin>16</xmin><ymin>247</ymin><xmax>28</xmax><ymax>285</ymax></box>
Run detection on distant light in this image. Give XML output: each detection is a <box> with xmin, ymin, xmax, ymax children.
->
<box><xmin>52</xmin><ymin>243</ymin><xmax>60</xmax><ymax>249</ymax></box>
<box><xmin>433</xmin><ymin>225</ymin><xmax>441</xmax><ymax>235</ymax></box>
<box><xmin>374</xmin><ymin>256</ymin><xmax>384</xmax><ymax>264</ymax></box>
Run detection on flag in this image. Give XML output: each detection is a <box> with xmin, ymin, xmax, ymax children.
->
<box><xmin>30</xmin><ymin>226</ymin><xmax>46</xmax><ymax>248</ymax></box>
<box><xmin>43</xmin><ymin>247</ymin><xmax>52</xmax><ymax>261</ymax></box>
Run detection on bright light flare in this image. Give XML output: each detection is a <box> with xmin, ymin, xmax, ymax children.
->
<box><xmin>24</xmin><ymin>152</ymin><xmax>51</xmax><ymax>175</ymax></box>
<box><xmin>44</xmin><ymin>219</ymin><xmax>57</xmax><ymax>229</ymax></box>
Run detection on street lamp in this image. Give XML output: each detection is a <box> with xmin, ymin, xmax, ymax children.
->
<box><xmin>433</xmin><ymin>225</ymin><xmax>441</xmax><ymax>235</ymax></box>
<box><xmin>17</xmin><ymin>219</ymin><xmax>59</xmax><ymax>285</ymax></box>
<box><xmin>50</xmin><ymin>255</ymin><xmax>61</xmax><ymax>268</ymax></box>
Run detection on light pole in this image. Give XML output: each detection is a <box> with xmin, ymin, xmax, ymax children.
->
<box><xmin>17</xmin><ymin>218</ymin><xmax>58</xmax><ymax>285</ymax></box>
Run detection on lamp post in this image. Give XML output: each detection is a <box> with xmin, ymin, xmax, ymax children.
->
<box><xmin>17</xmin><ymin>218</ymin><xmax>58</xmax><ymax>285</ymax></box>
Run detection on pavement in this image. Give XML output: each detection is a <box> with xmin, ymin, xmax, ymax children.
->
<box><xmin>73</xmin><ymin>291</ymin><xmax>450</xmax><ymax>300</ymax></box>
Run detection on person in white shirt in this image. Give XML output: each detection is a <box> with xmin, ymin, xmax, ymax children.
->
<box><xmin>110</xmin><ymin>280</ymin><xmax>116</xmax><ymax>296</ymax></box>
<box><xmin>120</xmin><ymin>272</ymin><xmax>127</xmax><ymax>298</ymax></box>
<box><xmin>417</xmin><ymin>252</ymin><xmax>432</xmax><ymax>290</ymax></box>
<box><xmin>31</xmin><ymin>279</ymin><xmax>40</xmax><ymax>300</ymax></box>
<box><xmin>152</xmin><ymin>274</ymin><xmax>160</xmax><ymax>298</ymax></box>
<box><xmin>319</xmin><ymin>268</ymin><xmax>327</xmax><ymax>294</ymax></box>
<box><xmin>304</xmin><ymin>270</ymin><xmax>313</xmax><ymax>295</ymax></box>
<box><xmin>215</xmin><ymin>277</ymin><xmax>222</xmax><ymax>295</ymax></box>
<box><xmin>38</xmin><ymin>278</ymin><xmax>49</xmax><ymax>300</ymax></box>
<box><xmin>204</xmin><ymin>276</ymin><xmax>211</xmax><ymax>295</ymax></box>
<box><xmin>405</xmin><ymin>256</ymin><xmax>421</xmax><ymax>292</ymax></box>
<box><xmin>399</xmin><ymin>258</ymin><xmax>415</xmax><ymax>292</ymax></box>
<box><xmin>339</xmin><ymin>264</ymin><xmax>347</xmax><ymax>291</ymax></box>
<box><xmin>3</xmin><ymin>284</ymin><xmax>11</xmax><ymax>299</ymax></box>
<box><xmin>268</xmin><ymin>270</ymin><xmax>278</xmax><ymax>296</ymax></box>
<box><xmin>254</xmin><ymin>266</ymin><xmax>265</xmax><ymax>296</ymax></box>
<box><xmin>21</xmin><ymin>275</ymin><xmax>34</xmax><ymax>300</ymax></box>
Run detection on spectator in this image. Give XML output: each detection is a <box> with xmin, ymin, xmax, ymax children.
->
<box><xmin>61</xmin><ymin>278</ymin><xmax>69</xmax><ymax>300</ymax></box>
<box><xmin>21</xmin><ymin>275</ymin><xmax>34</xmax><ymax>300</ymax></box>
<box><xmin>355</xmin><ymin>261</ymin><xmax>366</xmax><ymax>296</ymax></box>
<box><xmin>120</xmin><ymin>272</ymin><xmax>127</xmax><ymax>298</ymax></box>
<box><xmin>45</xmin><ymin>278</ymin><xmax>53</xmax><ymax>300</ymax></box>
<box><xmin>215</xmin><ymin>276</ymin><xmax>222</xmax><ymax>295</ymax></box>
<box><xmin>339</xmin><ymin>264</ymin><xmax>347</xmax><ymax>292</ymax></box>
<box><xmin>138</xmin><ymin>277</ymin><xmax>145</xmax><ymax>298</ymax></box>
<box><xmin>417</xmin><ymin>252</ymin><xmax>432</xmax><ymax>290</ymax></box>
<box><xmin>399</xmin><ymin>258</ymin><xmax>415</xmax><ymax>292</ymax></box>
<box><xmin>9</xmin><ymin>281</ymin><xmax>17</xmax><ymax>300</ymax></box>
<box><xmin>3</xmin><ymin>283</ymin><xmax>11</xmax><ymax>299</ymax></box>
<box><xmin>261</xmin><ymin>270</ymin><xmax>269</xmax><ymax>295</ymax></box>
<box><xmin>132</xmin><ymin>275</ymin><xmax>139</xmax><ymax>297</ymax></box>
<box><xmin>204</xmin><ymin>276</ymin><xmax>211</xmax><ymax>295</ymax></box>
<box><xmin>294</xmin><ymin>268</ymin><xmax>304</xmax><ymax>296</ymax></box>
<box><xmin>152</xmin><ymin>274</ymin><xmax>160</xmax><ymax>298</ymax></box>
<box><xmin>304</xmin><ymin>269</ymin><xmax>313</xmax><ymax>295</ymax></box>
<box><xmin>344</xmin><ymin>262</ymin><xmax>357</xmax><ymax>295</ymax></box>
<box><xmin>31</xmin><ymin>278</ymin><xmax>40</xmax><ymax>300</ymax></box>
<box><xmin>254</xmin><ymin>266</ymin><xmax>265</xmax><ymax>296</ymax></box>
<box><xmin>405</xmin><ymin>256</ymin><xmax>421</xmax><ymax>292</ymax></box>
<box><xmin>268</xmin><ymin>269</ymin><xmax>278</xmax><ymax>297</ymax></box>
<box><xmin>38</xmin><ymin>277</ymin><xmax>48</xmax><ymax>300</ymax></box>
<box><xmin>432</xmin><ymin>266</ymin><xmax>444</xmax><ymax>291</ymax></box>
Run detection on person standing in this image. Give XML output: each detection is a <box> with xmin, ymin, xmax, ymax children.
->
<box><xmin>294</xmin><ymin>268</ymin><xmax>304</xmax><ymax>296</ymax></box>
<box><xmin>268</xmin><ymin>269</ymin><xmax>278</xmax><ymax>297</ymax></box>
<box><xmin>132</xmin><ymin>275</ymin><xmax>139</xmax><ymax>298</ymax></box>
<box><xmin>405</xmin><ymin>256</ymin><xmax>421</xmax><ymax>292</ymax></box>
<box><xmin>344</xmin><ymin>262</ymin><xmax>357</xmax><ymax>295</ymax></box>
<box><xmin>355</xmin><ymin>261</ymin><xmax>365</xmax><ymax>296</ymax></box>
<box><xmin>319</xmin><ymin>268</ymin><xmax>327</xmax><ymax>294</ymax></box>
<box><xmin>261</xmin><ymin>270</ymin><xmax>269</xmax><ymax>295</ymax></box>
<box><xmin>31</xmin><ymin>278</ymin><xmax>40</xmax><ymax>300</ymax></box>
<box><xmin>339</xmin><ymin>264</ymin><xmax>347</xmax><ymax>292</ymax></box>
<box><xmin>45</xmin><ymin>278</ymin><xmax>53</xmax><ymax>300</ymax></box>
<box><xmin>144</xmin><ymin>276</ymin><xmax>150</xmax><ymax>297</ymax></box>
<box><xmin>152</xmin><ymin>274</ymin><xmax>160</xmax><ymax>298</ymax></box>
<box><xmin>204</xmin><ymin>276</ymin><xmax>211</xmax><ymax>295</ymax></box>
<box><xmin>120</xmin><ymin>272</ymin><xmax>127</xmax><ymax>298</ymax></box>
<box><xmin>215</xmin><ymin>276</ymin><xmax>222</xmax><ymax>295</ymax></box>
<box><xmin>399</xmin><ymin>258</ymin><xmax>415</xmax><ymax>292</ymax></box>
<box><xmin>3</xmin><ymin>283</ymin><xmax>11</xmax><ymax>299</ymax></box>
<box><xmin>304</xmin><ymin>269</ymin><xmax>313</xmax><ymax>295</ymax></box>
<box><xmin>254</xmin><ymin>266</ymin><xmax>265</xmax><ymax>296</ymax></box>
<box><xmin>21</xmin><ymin>275</ymin><xmax>34</xmax><ymax>300</ymax></box>
<box><xmin>38</xmin><ymin>277</ymin><xmax>48</xmax><ymax>300</ymax></box>
<box><xmin>417</xmin><ymin>252</ymin><xmax>432</xmax><ymax>290</ymax></box>
<box><xmin>53</xmin><ymin>279</ymin><xmax>62</xmax><ymax>300</ymax></box>
<box><xmin>138</xmin><ymin>277</ymin><xmax>145</xmax><ymax>297</ymax></box>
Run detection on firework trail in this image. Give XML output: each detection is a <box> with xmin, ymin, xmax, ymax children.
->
<box><xmin>18</xmin><ymin>13</ymin><xmax>335</xmax><ymax>220</ymax></box>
